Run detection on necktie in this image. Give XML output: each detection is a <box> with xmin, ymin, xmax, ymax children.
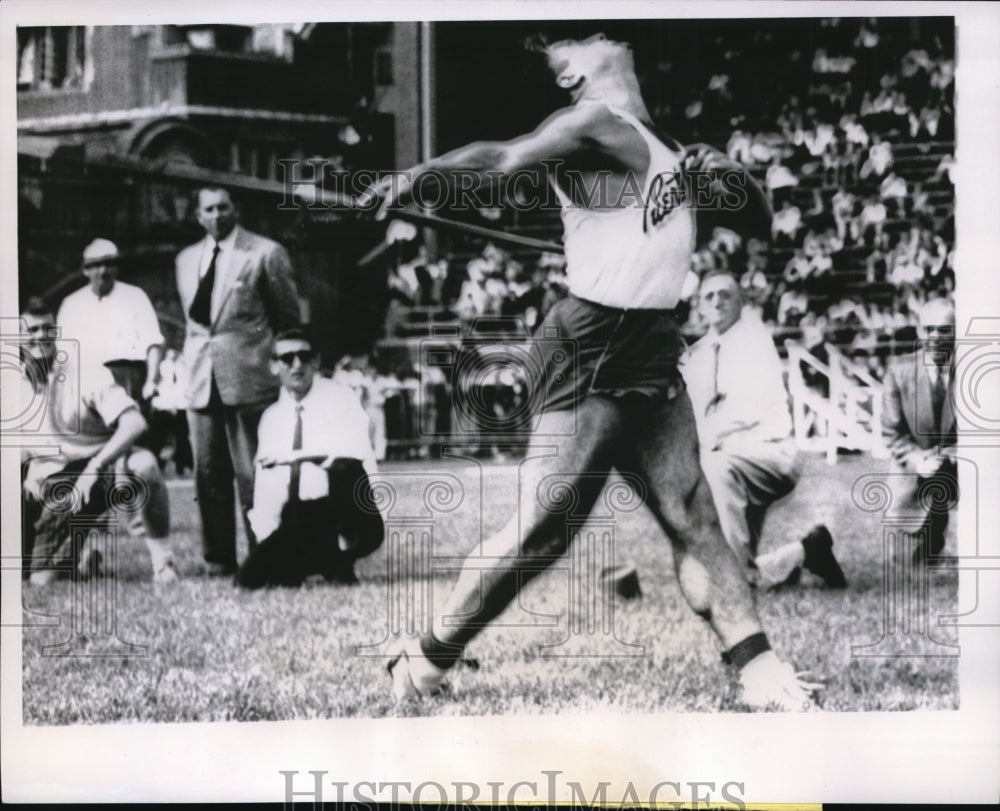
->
<box><xmin>188</xmin><ymin>244</ymin><xmax>220</xmax><ymax>326</ymax></box>
<box><xmin>931</xmin><ymin>366</ymin><xmax>947</xmax><ymax>433</ymax></box>
<box><xmin>706</xmin><ymin>342</ymin><xmax>724</xmax><ymax>415</ymax></box>
<box><xmin>288</xmin><ymin>404</ymin><xmax>303</xmax><ymax>503</ymax></box>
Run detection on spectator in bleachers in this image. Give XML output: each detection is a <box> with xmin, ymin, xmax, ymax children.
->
<box><xmin>777</xmin><ymin>285</ymin><xmax>810</xmax><ymax>328</ymax></box>
<box><xmin>930</xmin><ymin>57</ymin><xmax>954</xmax><ymax>92</ymax></box>
<box><xmin>765</xmin><ymin>156</ymin><xmax>799</xmax><ymax>207</ymax></box>
<box><xmin>739</xmin><ymin>267</ymin><xmax>774</xmax><ymax>324</ymax></box>
<box><xmin>783</xmin><ymin>248</ymin><xmax>812</xmax><ymax>286</ymax></box>
<box><xmin>933</xmin><ymin>153</ymin><xmax>955</xmax><ymax>185</ymax></box>
<box><xmin>454</xmin><ymin>256</ymin><xmax>491</xmax><ymax>321</ymax></box>
<box><xmin>812</xmin><ymin>48</ymin><xmax>855</xmax><ymax>74</ymax></box>
<box><xmin>839</xmin><ymin>112</ymin><xmax>870</xmax><ymax>148</ymax></box>
<box><xmin>908</xmin><ymin>182</ymin><xmax>935</xmax><ymax>222</ymax></box>
<box><xmin>859</xmin><ymin>134</ymin><xmax>893</xmax><ymax>181</ymax></box>
<box><xmin>887</xmin><ymin>236</ymin><xmax>924</xmax><ymax>292</ymax></box>
<box><xmin>859</xmin><ymin>90</ymin><xmax>877</xmax><ymax>119</ymax></box>
<box><xmin>806</xmin><ymin>238</ymin><xmax>834</xmax><ymax>286</ymax></box>
<box><xmin>709</xmin><ymin>225</ymin><xmax>742</xmax><ymax>257</ymax></box>
<box><xmin>910</xmin><ymin>100</ymin><xmax>943</xmax><ymax>139</ymax></box>
<box><xmin>771</xmin><ymin>199</ymin><xmax>804</xmax><ymax>247</ymax></box>
<box><xmin>749</xmin><ymin>132</ymin><xmax>784</xmax><ymax>167</ymax></box>
<box><xmin>500</xmin><ymin>259</ymin><xmax>541</xmax><ymax>326</ymax></box>
<box><xmin>854</xmin><ymin>19</ymin><xmax>880</xmax><ymax>49</ymax></box>
<box><xmin>727</xmin><ymin>129</ymin><xmax>753</xmax><ymax>165</ymax></box>
<box><xmin>852</xmin><ymin>197</ymin><xmax>888</xmax><ymax>249</ymax></box>
<box><xmin>830</xmin><ymin>188</ymin><xmax>856</xmax><ymax>243</ymax></box>
<box><xmin>801</xmin><ymin>117</ymin><xmax>837</xmax><ymax>160</ymax></box>
<box><xmin>879</xmin><ymin>171</ymin><xmax>908</xmax><ymax>218</ymax></box>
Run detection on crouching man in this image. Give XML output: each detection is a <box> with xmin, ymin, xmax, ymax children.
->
<box><xmin>680</xmin><ymin>271</ymin><xmax>846</xmax><ymax>589</ymax></box>
<box><xmin>237</xmin><ymin>328</ymin><xmax>384</xmax><ymax>589</ymax></box>
<box><xmin>21</xmin><ymin>305</ymin><xmax>176</xmax><ymax>585</ymax></box>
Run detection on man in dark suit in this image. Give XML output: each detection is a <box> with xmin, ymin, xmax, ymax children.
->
<box><xmin>237</xmin><ymin>328</ymin><xmax>384</xmax><ymax>589</ymax></box>
<box><xmin>176</xmin><ymin>187</ymin><xmax>300</xmax><ymax>575</ymax></box>
<box><xmin>881</xmin><ymin>296</ymin><xmax>957</xmax><ymax>565</ymax></box>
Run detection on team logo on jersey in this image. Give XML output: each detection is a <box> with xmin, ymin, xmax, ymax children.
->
<box><xmin>643</xmin><ymin>170</ymin><xmax>687</xmax><ymax>233</ymax></box>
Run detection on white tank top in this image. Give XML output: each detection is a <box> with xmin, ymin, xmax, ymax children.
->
<box><xmin>551</xmin><ymin>102</ymin><xmax>695</xmax><ymax>310</ymax></box>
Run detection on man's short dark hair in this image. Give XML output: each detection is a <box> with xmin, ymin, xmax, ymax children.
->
<box><xmin>273</xmin><ymin>326</ymin><xmax>312</xmax><ymax>349</ymax></box>
<box><xmin>21</xmin><ymin>296</ymin><xmax>54</xmax><ymax>319</ymax></box>
<box><xmin>194</xmin><ymin>185</ymin><xmax>238</xmax><ymax>208</ymax></box>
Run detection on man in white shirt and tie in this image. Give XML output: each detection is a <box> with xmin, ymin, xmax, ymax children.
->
<box><xmin>880</xmin><ymin>297</ymin><xmax>957</xmax><ymax>565</ymax></box>
<box><xmin>237</xmin><ymin>328</ymin><xmax>383</xmax><ymax>589</ymax></box>
<box><xmin>680</xmin><ymin>270</ymin><xmax>846</xmax><ymax>589</ymax></box>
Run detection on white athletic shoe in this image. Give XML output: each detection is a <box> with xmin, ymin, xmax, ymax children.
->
<box><xmin>739</xmin><ymin>651</ymin><xmax>822</xmax><ymax>712</ymax></box>
<box><xmin>387</xmin><ymin>638</ymin><xmax>449</xmax><ymax>701</ymax></box>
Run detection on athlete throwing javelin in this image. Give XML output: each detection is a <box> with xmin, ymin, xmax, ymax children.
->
<box><xmin>364</xmin><ymin>32</ymin><xmax>819</xmax><ymax>710</ymax></box>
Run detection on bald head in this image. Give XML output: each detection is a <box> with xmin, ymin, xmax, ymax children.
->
<box><xmin>918</xmin><ymin>297</ymin><xmax>955</xmax><ymax>361</ymax></box>
<box><xmin>918</xmin><ymin>297</ymin><xmax>955</xmax><ymax>330</ymax></box>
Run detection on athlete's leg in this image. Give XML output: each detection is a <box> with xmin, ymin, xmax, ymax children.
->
<box><xmin>622</xmin><ymin>393</ymin><xmax>818</xmax><ymax>708</ymax></box>
<box><xmin>620</xmin><ymin>392</ymin><xmax>764</xmax><ymax>651</ymax></box>
<box><xmin>428</xmin><ymin>398</ymin><xmax>623</xmax><ymax>654</ymax></box>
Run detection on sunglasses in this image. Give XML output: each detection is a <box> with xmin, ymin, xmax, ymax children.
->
<box><xmin>274</xmin><ymin>350</ymin><xmax>315</xmax><ymax>366</ymax></box>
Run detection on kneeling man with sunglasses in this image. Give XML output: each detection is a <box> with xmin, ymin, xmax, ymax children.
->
<box><xmin>237</xmin><ymin>328</ymin><xmax>383</xmax><ymax>589</ymax></box>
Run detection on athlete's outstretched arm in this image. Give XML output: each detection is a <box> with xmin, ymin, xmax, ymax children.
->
<box><xmin>363</xmin><ymin>105</ymin><xmax>598</xmax><ymax>218</ymax></box>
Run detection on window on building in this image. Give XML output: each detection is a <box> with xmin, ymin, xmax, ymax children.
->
<box><xmin>17</xmin><ymin>27</ymin><xmax>88</xmax><ymax>92</ymax></box>
<box><xmin>231</xmin><ymin>141</ymin><xmax>297</xmax><ymax>182</ymax></box>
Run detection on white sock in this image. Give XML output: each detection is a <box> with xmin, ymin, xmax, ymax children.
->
<box><xmin>144</xmin><ymin>538</ymin><xmax>173</xmax><ymax>570</ymax></box>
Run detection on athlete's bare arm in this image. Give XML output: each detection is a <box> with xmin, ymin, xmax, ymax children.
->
<box><xmin>366</xmin><ymin>103</ymin><xmax>645</xmax><ymax>218</ymax></box>
<box><xmin>683</xmin><ymin>142</ymin><xmax>773</xmax><ymax>240</ymax></box>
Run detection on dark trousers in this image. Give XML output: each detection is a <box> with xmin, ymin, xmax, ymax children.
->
<box><xmin>912</xmin><ymin>458</ymin><xmax>957</xmax><ymax>559</ymax></box>
<box><xmin>24</xmin><ymin>459</ymin><xmax>114</xmax><ymax>575</ymax></box>
<box><xmin>148</xmin><ymin>409</ymin><xmax>193</xmax><ymax>473</ymax></box>
<box><xmin>188</xmin><ymin>380</ymin><xmax>271</xmax><ymax>569</ymax></box>
<box><xmin>236</xmin><ymin>458</ymin><xmax>384</xmax><ymax>589</ymax></box>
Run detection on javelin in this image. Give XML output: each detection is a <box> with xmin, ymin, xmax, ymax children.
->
<box><xmin>291</xmin><ymin>183</ymin><xmax>565</xmax><ymax>265</ymax></box>
<box><xmin>357</xmin><ymin>209</ymin><xmax>564</xmax><ymax>267</ymax></box>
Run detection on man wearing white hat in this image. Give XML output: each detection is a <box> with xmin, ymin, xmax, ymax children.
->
<box><xmin>57</xmin><ymin>238</ymin><xmax>165</xmax><ymax>404</ymax></box>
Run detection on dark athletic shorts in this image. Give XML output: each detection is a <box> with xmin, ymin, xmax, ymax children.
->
<box><xmin>533</xmin><ymin>294</ymin><xmax>686</xmax><ymax>414</ymax></box>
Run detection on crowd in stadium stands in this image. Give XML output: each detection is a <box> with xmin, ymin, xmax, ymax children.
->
<box><xmin>357</xmin><ymin>18</ymin><xmax>955</xmax><ymax>457</ymax></box>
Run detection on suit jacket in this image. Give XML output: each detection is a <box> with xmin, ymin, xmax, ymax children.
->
<box><xmin>880</xmin><ymin>351</ymin><xmax>956</xmax><ymax>471</ymax></box>
<box><xmin>176</xmin><ymin>226</ymin><xmax>300</xmax><ymax>408</ymax></box>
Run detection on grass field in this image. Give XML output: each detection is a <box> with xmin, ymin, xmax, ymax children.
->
<box><xmin>20</xmin><ymin>453</ymin><xmax>959</xmax><ymax>724</ymax></box>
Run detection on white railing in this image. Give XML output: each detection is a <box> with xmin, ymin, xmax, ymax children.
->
<box><xmin>785</xmin><ymin>340</ymin><xmax>890</xmax><ymax>464</ymax></box>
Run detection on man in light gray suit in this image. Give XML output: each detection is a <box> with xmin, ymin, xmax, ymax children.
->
<box><xmin>880</xmin><ymin>296</ymin><xmax>957</xmax><ymax>565</ymax></box>
<box><xmin>176</xmin><ymin>187</ymin><xmax>300</xmax><ymax>575</ymax></box>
